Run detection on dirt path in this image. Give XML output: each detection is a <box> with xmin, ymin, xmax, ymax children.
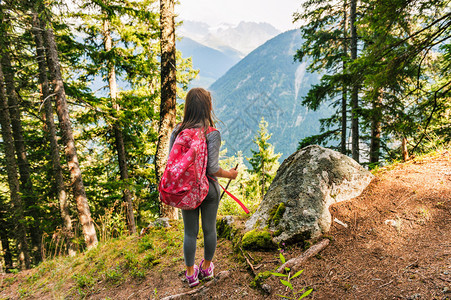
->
<box><xmin>1</xmin><ymin>151</ymin><xmax>450</xmax><ymax>299</ymax></box>
<box><xmin>151</xmin><ymin>151</ymin><xmax>451</xmax><ymax>300</ymax></box>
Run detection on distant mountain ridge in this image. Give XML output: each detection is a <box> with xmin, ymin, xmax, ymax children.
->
<box><xmin>177</xmin><ymin>37</ymin><xmax>242</xmax><ymax>87</ymax></box>
<box><xmin>178</xmin><ymin>21</ymin><xmax>281</xmax><ymax>87</ymax></box>
<box><xmin>179</xmin><ymin>20</ymin><xmax>281</xmax><ymax>57</ymax></box>
<box><xmin>210</xmin><ymin>30</ymin><xmax>334</xmax><ymax>161</ymax></box>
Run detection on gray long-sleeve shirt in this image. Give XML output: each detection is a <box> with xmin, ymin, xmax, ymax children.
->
<box><xmin>168</xmin><ymin>126</ymin><xmax>221</xmax><ymax>178</ymax></box>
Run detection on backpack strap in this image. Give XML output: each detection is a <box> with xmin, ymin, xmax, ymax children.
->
<box><xmin>207</xmin><ymin>126</ymin><xmax>217</xmax><ymax>134</ymax></box>
<box><xmin>207</xmin><ymin>176</ymin><xmax>250</xmax><ymax>214</ymax></box>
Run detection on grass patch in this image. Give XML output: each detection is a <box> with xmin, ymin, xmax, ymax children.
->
<box><xmin>5</xmin><ymin>221</ymin><xmax>185</xmax><ymax>298</ymax></box>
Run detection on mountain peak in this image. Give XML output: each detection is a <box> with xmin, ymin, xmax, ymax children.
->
<box><xmin>179</xmin><ymin>20</ymin><xmax>281</xmax><ymax>56</ymax></box>
<box><xmin>210</xmin><ymin>30</ymin><xmax>332</xmax><ymax>161</ymax></box>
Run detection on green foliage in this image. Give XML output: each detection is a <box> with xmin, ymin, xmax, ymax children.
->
<box><xmin>104</xmin><ymin>266</ymin><xmax>123</xmax><ymax>284</ymax></box>
<box><xmin>271</xmin><ymin>253</ymin><xmax>313</xmax><ymax>299</ymax></box>
<box><xmin>5</xmin><ymin>223</ymin><xmax>184</xmax><ymax>298</ymax></box>
<box><xmin>216</xmin><ymin>218</ymin><xmax>236</xmax><ymax>240</ymax></box>
<box><xmin>295</xmin><ymin>0</ymin><xmax>451</xmax><ymax>162</ymax></box>
<box><xmin>298</xmin><ymin>130</ymin><xmax>340</xmax><ymax>150</ymax></box>
<box><xmin>294</xmin><ymin>0</ymin><xmax>351</xmax><ymax>153</ymax></box>
<box><xmin>144</xmin><ymin>252</ymin><xmax>160</xmax><ymax>266</ymax></box>
<box><xmin>247</xmin><ymin>118</ymin><xmax>281</xmax><ymax>201</ymax></box>
<box><xmin>72</xmin><ymin>273</ymin><xmax>96</xmax><ymax>289</ymax></box>
<box><xmin>68</xmin><ymin>0</ymin><xmax>164</xmax><ymax>227</ymax></box>
<box><xmin>137</xmin><ymin>234</ymin><xmax>154</xmax><ymax>253</ymax></box>
<box><xmin>0</xmin><ymin>0</ymin><xmax>199</xmax><ymax>266</ymax></box>
<box><xmin>217</xmin><ymin>147</ymin><xmax>263</xmax><ymax>216</ymax></box>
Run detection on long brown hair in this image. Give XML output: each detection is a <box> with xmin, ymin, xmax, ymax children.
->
<box><xmin>176</xmin><ymin>88</ymin><xmax>216</xmax><ymax>135</ymax></box>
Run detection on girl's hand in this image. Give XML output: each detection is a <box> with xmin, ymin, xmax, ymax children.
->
<box><xmin>228</xmin><ymin>168</ymin><xmax>238</xmax><ymax>180</ymax></box>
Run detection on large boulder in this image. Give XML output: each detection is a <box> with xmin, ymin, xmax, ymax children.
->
<box><xmin>245</xmin><ymin>145</ymin><xmax>374</xmax><ymax>243</ymax></box>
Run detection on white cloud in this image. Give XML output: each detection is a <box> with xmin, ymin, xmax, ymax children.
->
<box><xmin>175</xmin><ymin>0</ymin><xmax>302</xmax><ymax>31</ymax></box>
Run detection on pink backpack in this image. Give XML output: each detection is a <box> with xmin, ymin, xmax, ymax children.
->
<box><xmin>159</xmin><ymin>127</ymin><xmax>215</xmax><ymax>210</ymax></box>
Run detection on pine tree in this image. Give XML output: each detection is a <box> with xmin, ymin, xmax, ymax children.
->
<box><xmin>100</xmin><ymin>1</ymin><xmax>136</xmax><ymax>234</ymax></box>
<box><xmin>354</xmin><ymin>0</ymin><xmax>451</xmax><ymax>161</ymax></box>
<box><xmin>349</xmin><ymin>0</ymin><xmax>359</xmax><ymax>162</ymax></box>
<box><xmin>294</xmin><ymin>0</ymin><xmax>353</xmax><ymax>154</ymax></box>
<box><xmin>0</xmin><ymin>62</ymin><xmax>31</xmax><ymax>269</ymax></box>
<box><xmin>295</xmin><ymin>0</ymin><xmax>450</xmax><ymax>164</ymax></box>
<box><xmin>31</xmin><ymin>11</ymin><xmax>76</xmax><ymax>256</ymax></box>
<box><xmin>41</xmin><ymin>8</ymin><xmax>99</xmax><ymax>250</ymax></box>
<box><xmin>156</xmin><ymin>0</ymin><xmax>178</xmax><ymax>219</ymax></box>
<box><xmin>247</xmin><ymin>118</ymin><xmax>281</xmax><ymax>201</ymax></box>
<box><xmin>70</xmin><ymin>0</ymin><xmax>195</xmax><ymax>225</ymax></box>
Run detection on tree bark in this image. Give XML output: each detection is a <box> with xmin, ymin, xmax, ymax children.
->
<box><xmin>42</xmin><ymin>19</ymin><xmax>98</xmax><ymax>250</ymax></box>
<box><xmin>0</xmin><ymin>205</ymin><xmax>13</xmax><ymax>269</ymax></box>
<box><xmin>0</xmin><ymin>230</ymin><xmax>13</xmax><ymax>269</ymax></box>
<box><xmin>32</xmin><ymin>14</ymin><xmax>76</xmax><ymax>256</ymax></box>
<box><xmin>350</xmin><ymin>0</ymin><xmax>359</xmax><ymax>162</ymax></box>
<box><xmin>402</xmin><ymin>137</ymin><xmax>409</xmax><ymax>161</ymax></box>
<box><xmin>157</xmin><ymin>0</ymin><xmax>178</xmax><ymax>219</ymax></box>
<box><xmin>1</xmin><ymin>50</ymin><xmax>42</xmax><ymax>263</ymax></box>
<box><xmin>370</xmin><ymin>92</ymin><xmax>382</xmax><ymax>165</ymax></box>
<box><xmin>341</xmin><ymin>0</ymin><xmax>348</xmax><ymax>155</ymax></box>
<box><xmin>0</xmin><ymin>63</ymin><xmax>31</xmax><ymax>269</ymax></box>
<box><xmin>103</xmin><ymin>18</ymin><xmax>136</xmax><ymax>234</ymax></box>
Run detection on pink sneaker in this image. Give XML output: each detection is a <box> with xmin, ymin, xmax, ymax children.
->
<box><xmin>199</xmin><ymin>259</ymin><xmax>214</xmax><ymax>280</ymax></box>
<box><xmin>185</xmin><ymin>265</ymin><xmax>199</xmax><ymax>287</ymax></box>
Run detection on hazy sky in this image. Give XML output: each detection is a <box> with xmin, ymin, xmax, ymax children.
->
<box><xmin>176</xmin><ymin>0</ymin><xmax>302</xmax><ymax>31</ymax></box>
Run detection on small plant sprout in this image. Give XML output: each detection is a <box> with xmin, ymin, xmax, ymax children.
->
<box><xmin>271</xmin><ymin>252</ymin><xmax>313</xmax><ymax>299</ymax></box>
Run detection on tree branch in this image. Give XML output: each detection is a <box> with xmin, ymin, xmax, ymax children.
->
<box><xmin>411</xmin><ymin>80</ymin><xmax>451</xmax><ymax>152</ymax></box>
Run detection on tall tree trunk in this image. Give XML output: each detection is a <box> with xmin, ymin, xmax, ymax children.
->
<box><xmin>370</xmin><ymin>91</ymin><xmax>382</xmax><ymax>165</ymax></box>
<box><xmin>402</xmin><ymin>137</ymin><xmax>409</xmax><ymax>161</ymax></box>
<box><xmin>0</xmin><ymin>205</ymin><xmax>13</xmax><ymax>269</ymax></box>
<box><xmin>341</xmin><ymin>0</ymin><xmax>348</xmax><ymax>155</ymax></box>
<box><xmin>157</xmin><ymin>0</ymin><xmax>178</xmax><ymax>219</ymax></box>
<box><xmin>0</xmin><ymin>5</ymin><xmax>41</xmax><ymax>262</ymax></box>
<box><xmin>42</xmin><ymin>19</ymin><xmax>98</xmax><ymax>250</ymax></box>
<box><xmin>103</xmin><ymin>18</ymin><xmax>136</xmax><ymax>234</ymax></box>
<box><xmin>0</xmin><ymin>64</ymin><xmax>31</xmax><ymax>269</ymax></box>
<box><xmin>32</xmin><ymin>14</ymin><xmax>76</xmax><ymax>256</ymax></box>
<box><xmin>350</xmin><ymin>0</ymin><xmax>359</xmax><ymax>162</ymax></box>
<box><xmin>0</xmin><ymin>230</ymin><xmax>13</xmax><ymax>269</ymax></box>
<box><xmin>1</xmin><ymin>51</ymin><xmax>42</xmax><ymax>263</ymax></box>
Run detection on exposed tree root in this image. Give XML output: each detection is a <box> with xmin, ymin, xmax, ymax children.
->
<box><xmin>276</xmin><ymin>239</ymin><xmax>330</xmax><ymax>273</ymax></box>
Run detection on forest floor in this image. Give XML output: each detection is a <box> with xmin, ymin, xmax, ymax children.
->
<box><xmin>0</xmin><ymin>150</ymin><xmax>450</xmax><ymax>300</ymax></box>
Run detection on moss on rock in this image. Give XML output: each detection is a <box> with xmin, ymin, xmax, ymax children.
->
<box><xmin>217</xmin><ymin>218</ymin><xmax>234</xmax><ymax>240</ymax></box>
<box><xmin>241</xmin><ymin>229</ymin><xmax>276</xmax><ymax>251</ymax></box>
<box><xmin>216</xmin><ymin>217</ymin><xmax>243</xmax><ymax>252</ymax></box>
<box><xmin>274</xmin><ymin>229</ymin><xmax>283</xmax><ymax>237</ymax></box>
<box><xmin>267</xmin><ymin>202</ymin><xmax>286</xmax><ymax>227</ymax></box>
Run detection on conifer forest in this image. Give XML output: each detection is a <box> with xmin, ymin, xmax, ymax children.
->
<box><xmin>0</xmin><ymin>0</ymin><xmax>449</xmax><ymax>273</ymax></box>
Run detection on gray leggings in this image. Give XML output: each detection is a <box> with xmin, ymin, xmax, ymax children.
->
<box><xmin>181</xmin><ymin>180</ymin><xmax>220</xmax><ymax>267</ymax></box>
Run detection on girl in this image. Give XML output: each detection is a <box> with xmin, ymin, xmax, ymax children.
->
<box><xmin>168</xmin><ymin>87</ymin><xmax>238</xmax><ymax>287</ymax></box>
